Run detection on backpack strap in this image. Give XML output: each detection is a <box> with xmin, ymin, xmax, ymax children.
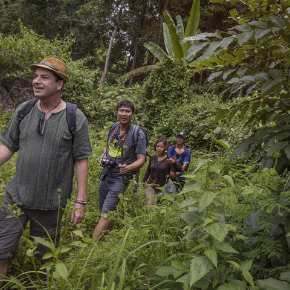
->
<box><xmin>18</xmin><ymin>98</ymin><xmax>38</xmax><ymax>123</ymax></box>
<box><xmin>66</xmin><ymin>102</ymin><xmax>77</xmax><ymax>142</ymax></box>
<box><xmin>108</xmin><ymin>122</ymin><xmax>120</xmax><ymax>141</ymax></box>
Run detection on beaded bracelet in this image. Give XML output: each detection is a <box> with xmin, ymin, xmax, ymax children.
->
<box><xmin>75</xmin><ymin>199</ymin><xmax>87</xmax><ymax>205</ymax></box>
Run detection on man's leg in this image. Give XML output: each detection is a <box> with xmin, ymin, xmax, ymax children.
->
<box><xmin>146</xmin><ymin>186</ymin><xmax>156</xmax><ymax>205</ymax></box>
<box><xmin>0</xmin><ymin>194</ymin><xmax>29</xmax><ymax>288</ymax></box>
<box><xmin>0</xmin><ymin>259</ymin><xmax>9</xmax><ymax>288</ymax></box>
<box><xmin>28</xmin><ymin>208</ymin><xmax>64</xmax><ymax>260</ymax></box>
<box><xmin>93</xmin><ymin>175</ymin><xmax>129</xmax><ymax>241</ymax></box>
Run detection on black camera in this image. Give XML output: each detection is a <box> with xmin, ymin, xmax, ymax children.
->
<box><xmin>101</xmin><ymin>157</ymin><xmax>115</xmax><ymax>169</ymax></box>
<box><xmin>100</xmin><ymin>157</ymin><xmax>117</xmax><ymax>180</ymax></box>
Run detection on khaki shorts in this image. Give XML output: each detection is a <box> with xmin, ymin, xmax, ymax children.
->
<box><xmin>0</xmin><ymin>193</ymin><xmax>63</xmax><ymax>260</ymax></box>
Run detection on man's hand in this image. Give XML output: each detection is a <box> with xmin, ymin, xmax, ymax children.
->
<box><xmin>119</xmin><ymin>164</ymin><xmax>130</xmax><ymax>174</ymax></box>
<box><xmin>169</xmin><ymin>171</ymin><xmax>176</xmax><ymax>180</ymax></box>
<box><xmin>71</xmin><ymin>203</ymin><xmax>85</xmax><ymax>226</ymax></box>
<box><xmin>167</xmin><ymin>157</ymin><xmax>175</xmax><ymax>165</ymax></box>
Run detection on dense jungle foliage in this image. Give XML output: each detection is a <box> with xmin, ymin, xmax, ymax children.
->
<box><xmin>2</xmin><ymin>0</ymin><xmax>290</xmax><ymax>289</ymax></box>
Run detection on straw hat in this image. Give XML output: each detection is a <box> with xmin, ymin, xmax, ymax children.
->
<box><xmin>30</xmin><ymin>58</ymin><xmax>69</xmax><ymax>83</ymax></box>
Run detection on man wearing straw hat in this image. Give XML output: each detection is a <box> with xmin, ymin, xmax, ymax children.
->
<box><xmin>0</xmin><ymin>58</ymin><xmax>92</xmax><ymax>286</ymax></box>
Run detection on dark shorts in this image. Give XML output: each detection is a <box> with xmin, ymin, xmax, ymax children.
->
<box><xmin>99</xmin><ymin>174</ymin><xmax>131</xmax><ymax>214</ymax></box>
<box><xmin>0</xmin><ymin>193</ymin><xmax>64</xmax><ymax>260</ymax></box>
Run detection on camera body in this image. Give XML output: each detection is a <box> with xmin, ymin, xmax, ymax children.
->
<box><xmin>100</xmin><ymin>156</ymin><xmax>117</xmax><ymax>180</ymax></box>
<box><xmin>101</xmin><ymin>157</ymin><xmax>116</xmax><ymax>169</ymax></box>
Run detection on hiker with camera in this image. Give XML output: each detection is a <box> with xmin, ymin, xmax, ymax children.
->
<box><xmin>93</xmin><ymin>100</ymin><xmax>147</xmax><ymax>242</ymax></box>
<box><xmin>0</xmin><ymin>58</ymin><xmax>92</xmax><ymax>287</ymax></box>
<box><xmin>143</xmin><ymin>138</ymin><xmax>182</xmax><ymax>205</ymax></box>
<box><xmin>168</xmin><ymin>132</ymin><xmax>191</xmax><ymax>188</ymax></box>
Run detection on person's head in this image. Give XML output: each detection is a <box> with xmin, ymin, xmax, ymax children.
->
<box><xmin>30</xmin><ymin>58</ymin><xmax>69</xmax><ymax>98</ymax></box>
<box><xmin>153</xmin><ymin>138</ymin><xmax>169</xmax><ymax>155</ymax></box>
<box><xmin>176</xmin><ymin>132</ymin><xmax>186</xmax><ymax>145</ymax></box>
<box><xmin>116</xmin><ymin>100</ymin><xmax>135</xmax><ymax>126</ymax></box>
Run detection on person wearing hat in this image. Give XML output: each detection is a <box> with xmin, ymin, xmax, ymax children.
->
<box><xmin>0</xmin><ymin>58</ymin><xmax>92</xmax><ymax>286</ymax></box>
<box><xmin>167</xmin><ymin>132</ymin><xmax>191</xmax><ymax>187</ymax></box>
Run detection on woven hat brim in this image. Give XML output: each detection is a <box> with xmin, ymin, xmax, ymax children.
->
<box><xmin>30</xmin><ymin>64</ymin><xmax>69</xmax><ymax>83</ymax></box>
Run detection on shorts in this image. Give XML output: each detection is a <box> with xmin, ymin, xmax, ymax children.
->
<box><xmin>99</xmin><ymin>174</ymin><xmax>131</xmax><ymax>214</ymax></box>
<box><xmin>0</xmin><ymin>193</ymin><xmax>64</xmax><ymax>260</ymax></box>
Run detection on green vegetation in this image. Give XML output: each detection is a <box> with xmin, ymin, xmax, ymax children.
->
<box><xmin>1</xmin><ymin>0</ymin><xmax>290</xmax><ymax>289</ymax></box>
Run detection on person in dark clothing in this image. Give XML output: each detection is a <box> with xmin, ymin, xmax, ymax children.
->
<box><xmin>143</xmin><ymin>138</ymin><xmax>182</xmax><ymax>205</ymax></box>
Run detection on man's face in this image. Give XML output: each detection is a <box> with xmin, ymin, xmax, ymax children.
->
<box><xmin>116</xmin><ymin>106</ymin><xmax>134</xmax><ymax>126</ymax></box>
<box><xmin>176</xmin><ymin>136</ymin><xmax>185</xmax><ymax>145</ymax></box>
<box><xmin>32</xmin><ymin>68</ymin><xmax>63</xmax><ymax>99</ymax></box>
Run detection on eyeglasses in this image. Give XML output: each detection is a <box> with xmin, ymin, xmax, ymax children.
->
<box><xmin>38</xmin><ymin>113</ymin><xmax>46</xmax><ymax>135</ymax></box>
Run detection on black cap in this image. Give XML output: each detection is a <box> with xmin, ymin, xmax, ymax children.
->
<box><xmin>177</xmin><ymin>132</ymin><xmax>186</xmax><ymax>139</ymax></box>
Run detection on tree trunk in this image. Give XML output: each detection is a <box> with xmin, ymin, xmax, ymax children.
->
<box><xmin>99</xmin><ymin>0</ymin><xmax>125</xmax><ymax>88</ymax></box>
<box><xmin>128</xmin><ymin>0</ymin><xmax>148</xmax><ymax>87</ymax></box>
<box><xmin>153</xmin><ymin>0</ymin><xmax>169</xmax><ymax>65</ymax></box>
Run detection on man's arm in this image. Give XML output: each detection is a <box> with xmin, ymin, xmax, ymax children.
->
<box><xmin>119</xmin><ymin>154</ymin><xmax>146</xmax><ymax>174</ymax></box>
<box><xmin>0</xmin><ymin>144</ymin><xmax>14</xmax><ymax>165</ymax></box>
<box><xmin>71</xmin><ymin>158</ymin><xmax>89</xmax><ymax>226</ymax></box>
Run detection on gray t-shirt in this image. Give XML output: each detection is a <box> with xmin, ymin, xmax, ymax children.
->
<box><xmin>105</xmin><ymin>122</ymin><xmax>146</xmax><ymax>177</ymax></box>
<box><xmin>0</xmin><ymin>100</ymin><xmax>92</xmax><ymax>210</ymax></box>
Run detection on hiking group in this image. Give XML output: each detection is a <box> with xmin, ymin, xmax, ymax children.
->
<box><xmin>0</xmin><ymin>57</ymin><xmax>190</xmax><ymax>287</ymax></box>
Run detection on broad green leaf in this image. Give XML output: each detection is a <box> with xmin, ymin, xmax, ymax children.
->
<box><xmin>144</xmin><ymin>42</ymin><xmax>169</xmax><ymax>61</ymax></box>
<box><xmin>220</xmin><ymin>54</ymin><xmax>236</xmax><ymax>62</ymax></box>
<box><xmin>204</xmin><ymin>249</ymin><xmax>217</xmax><ymax>268</ymax></box>
<box><xmin>267</xmin><ymin>141</ymin><xmax>289</xmax><ymax>157</ymax></box>
<box><xmin>186</xmin><ymin>42</ymin><xmax>209</xmax><ymax>62</ymax></box>
<box><xmin>220</xmin><ymin>36</ymin><xmax>234</xmax><ymax>49</ymax></box>
<box><xmin>269</xmin><ymin>69</ymin><xmax>284</xmax><ymax>80</ymax></box>
<box><xmin>176</xmin><ymin>15</ymin><xmax>185</xmax><ymax>42</ymax></box>
<box><xmin>280</xmin><ymin>272</ymin><xmax>290</xmax><ymax>283</ymax></box>
<box><xmin>55</xmin><ymin>262</ymin><xmax>69</xmax><ymax>281</ymax></box>
<box><xmin>163</xmin><ymin>23</ymin><xmax>173</xmax><ymax>56</ymax></box>
<box><xmin>40</xmin><ymin>261</ymin><xmax>54</xmax><ymax>270</ymax></box>
<box><xmin>261</xmin><ymin>79</ymin><xmax>285</xmax><ymax>95</ymax></box>
<box><xmin>180</xmin><ymin>212</ymin><xmax>200</xmax><ymax>225</ymax></box>
<box><xmin>203</xmin><ymin>41</ymin><xmax>222</xmax><ymax>57</ymax></box>
<box><xmin>199</xmin><ymin>191</ymin><xmax>216</xmax><ymax>212</ymax></box>
<box><xmin>242</xmin><ymin>271</ymin><xmax>254</xmax><ymax>288</ymax></box>
<box><xmin>238</xmin><ymin>32</ymin><xmax>253</xmax><ymax>45</ymax></box>
<box><xmin>190</xmin><ymin>256</ymin><xmax>214</xmax><ymax>286</ymax></box>
<box><xmin>240</xmin><ymin>260</ymin><xmax>253</xmax><ymax>272</ymax></box>
<box><xmin>177</xmin><ymin>274</ymin><xmax>190</xmax><ymax>285</ymax></box>
<box><xmin>199</xmin><ymin>60</ymin><xmax>214</xmax><ymax>68</ymax></box>
<box><xmin>204</xmin><ymin>222</ymin><xmax>228</xmax><ymax>242</ymax></box>
<box><xmin>228</xmin><ymin>261</ymin><xmax>240</xmax><ymax>270</ymax></box>
<box><xmin>270</xmin><ymin>15</ymin><xmax>286</xmax><ymax>28</ymax></box>
<box><xmin>255</xmin><ymin>28</ymin><xmax>271</xmax><ymax>40</ymax></box>
<box><xmin>249</xmin><ymin>20</ymin><xmax>268</xmax><ymax>29</ymax></box>
<box><xmin>26</xmin><ymin>249</ymin><xmax>35</xmax><ymax>257</ymax></box>
<box><xmin>33</xmin><ymin>237</ymin><xmax>55</xmax><ymax>251</ymax></box>
<box><xmin>223</xmin><ymin>175</ymin><xmax>234</xmax><ymax>188</ymax></box>
<box><xmin>232</xmin><ymin>24</ymin><xmax>253</xmax><ymax>32</ymax></box>
<box><xmin>184</xmin><ymin>0</ymin><xmax>200</xmax><ymax>54</ymax></box>
<box><xmin>172</xmin><ymin>259</ymin><xmax>183</xmax><ymax>271</ymax></box>
<box><xmin>207</xmin><ymin>71</ymin><xmax>223</xmax><ymax>82</ymax></box>
<box><xmin>227</xmin><ymin>278</ymin><xmax>247</xmax><ymax>289</ymax></box>
<box><xmin>217</xmin><ymin>284</ymin><xmax>241</xmax><ymax>290</ymax></box>
<box><xmin>179</xmin><ymin>198</ymin><xmax>198</xmax><ymax>208</ymax></box>
<box><xmin>256</xmin><ymin>278</ymin><xmax>290</xmax><ymax>290</ymax></box>
<box><xmin>209</xmin><ymin>57</ymin><xmax>224</xmax><ymax>65</ymax></box>
<box><xmin>163</xmin><ymin>11</ymin><xmax>184</xmax><ymax>60</ymax></box>
<box><xmin>223</xmin><ymin>69</ymin><xmax>236</xmax><ymax>80</ymax></box>
<box><xmin>213</xmin><ymin>138</ymin><xmax>230</xmax><ymax>150</ymax></box>
<box><xmin>72</xmin><ymin>230</ymin><xmax>84</xmax><ymax>238</ymax></box>
<box><xmin>240</xmin><ymin>104</ymin><xmax>250</xmax><ymax>119</ymax></box>
<box><xmin>155</xmin><ymin>266</ymin><xmax>176</xmax><ymax>277</ymax></box>
<box><xmin>218</xmin><ymin>243</ymin><xmax>239</xmax><ymax>254</ymax></box>
<box><xmin>42</xmin><ymin>252</ymin><xmax>53</xmax><ymax>259</ymax></box>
